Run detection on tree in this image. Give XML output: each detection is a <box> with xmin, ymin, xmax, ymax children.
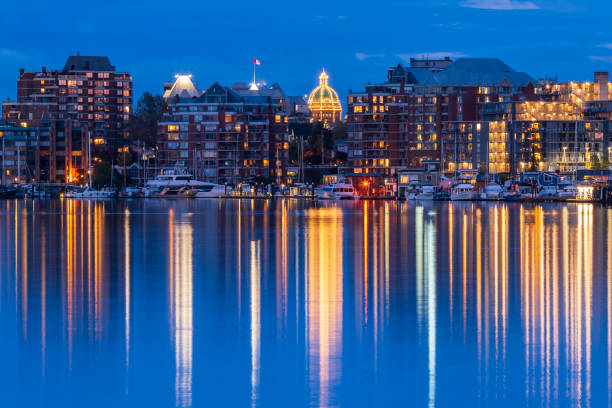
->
<box><xmin>332</xmin><ymin>122</ymin><xmax>347</xmax><ymax>141</ymax></box>
<box><xmin>93</xmin><ymin>160</ymin><xmax>124</xmax><ymax>188</ymax></box>
<box><xmin>306</xmin><ymin>122</ymin><xmax>334</xmax><ymax>164</ymax></box>
<box><xmin>590</xmin><ymin>153</ymin><xmax>610</xmax><ymax>170</ymax></box>
<box><xmin>129</xmin><ymin>92</ymin><xmax>168</xmax><ymax>147</ymax></box>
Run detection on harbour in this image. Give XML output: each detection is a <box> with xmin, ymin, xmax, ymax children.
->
<box><xmin>0</xmin><ymin>198</ymin><xmax>610</xmax><ymax>407</ymax></box>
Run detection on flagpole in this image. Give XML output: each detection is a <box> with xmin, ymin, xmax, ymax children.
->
<box><xmin>253</xmin><ymin>60</ymin><xmax>256</xmax><ymax>86</ymax></box>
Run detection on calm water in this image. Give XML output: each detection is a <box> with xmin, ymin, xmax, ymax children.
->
<box><xmin>0</xmin><ymin>199</ymin><xmax>610</xmax><ymax>407</ymax></box>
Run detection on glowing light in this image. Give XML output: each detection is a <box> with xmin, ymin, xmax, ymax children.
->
<box><xmin>308</xmin><ymin>69</ymin><xmax>342</xmax><ymax>124</ymax></box>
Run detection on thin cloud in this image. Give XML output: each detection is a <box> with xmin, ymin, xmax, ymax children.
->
<box><xmin>590</xmin><ymin>56</ymin><xmax>612</xmax><ymax>63</ymax></box>
<box><xmin>460</xmin><ymin>0</ymin><xmax>540</xmax><ymax>10</ymax></box>
<box><xmin>597</xmin><ymin>44</ymin><xmax>612</xmax><ymax>50</ymax></box>
<box><xmin>397</xmin><ymin>52</ymin><xmax>466</xmax><ymax>61</ymax></box>
<box><xmin>355</xmin><ymin>53</ymin><xmax>386</xmax><ymax>61</ymax></box>
<box><xmin>0</xmin><ymin>48</ymin><xmax>27</xmax><ymax>59</ymax></box>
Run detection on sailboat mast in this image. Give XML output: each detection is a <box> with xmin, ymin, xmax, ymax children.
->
<box><xmin>88</xmin><ymin>130</ymin><xmax>93</xmax><ymax>187</ymax></box>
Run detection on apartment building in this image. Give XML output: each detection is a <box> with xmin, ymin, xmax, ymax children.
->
<box><xmin>2</xmin><ymin>55</ymin><xmax>132</xmax><ymax>151</ymax></box>
<box><xmin>158</xmin><ymin>76</ymin><xmax>290</xmax><ymax>184</ymax></box>
<box><xmin>0</xmin><ymin>120</ymin><xmax>89</xmax><ymax>184</ymax></box>
<box><xmin>346</xmin><ymin>58</ymin><xmax>536</xmax><ymax>175</ymax></box>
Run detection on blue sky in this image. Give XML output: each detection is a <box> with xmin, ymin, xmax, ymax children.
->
<box><xmin>1</xmin><ymin>0</ymin><xmax>611</xmax><ymax>103</ymax></box>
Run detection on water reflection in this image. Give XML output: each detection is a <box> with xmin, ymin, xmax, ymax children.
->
<box><xmin>307</xmin><ymin>207</ymin><xmax>343</xmax><ymax>408</ymax></box>
<box><xmin>0</xmin><ymin>200</ymin><xmax>609</xmax><ymax>407</ymax></box>
<box><xmin>169</xmin><ymin>210</ymin><xmax>194</xmax><ymax>407</ymax></box>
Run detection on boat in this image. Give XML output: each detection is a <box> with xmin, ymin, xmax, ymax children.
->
<box><xmin>415</xmin><ymin>185</ymin><xmax>435</xmax><ymax>200</ymax></box>
<box><xmin>537</xmin><ymin>186</ymin><xmax>558</xmax><ymax>199</ymax></box>
<box><xmin>450</xmin><ymin>183</ymin><xmax>477</xmax><ymax>201</ymax></box>
<box><xmin>501</xmin><ymin>191</ymin><xmax>521</xmax><ymax>201</ymax></box>
<box><xmin>0</xmin><ymin>186</ymin><xmax>18</xmax><ymax>199</ymax></box>
<box><xmin>73</xmin><ymin>187</ymin><xmax>115</xmax><ymax>199</ymax></box>
<box><xmin>557</xmin><ymin>185</ymin><xmax>578</xmax><ymax>200</ymax></box>
<box><xmin>331</xmin><ymin>180</ymin><xmax>358</xmax><ymax>200</ymax></box>
<box><xmin>146</xmin><ymin>169</ymin><xmax>222</xmax><ymax>197</ymax></box>
<box><xmin>433</xmin><ymin>190</ymin><xmax>450</xmax><ymax>201</ymax></box>
<box><xmin>152</xmin><ymin>186</ymin><xmax>196</xmax><ymax>198</ymax></box>
<box><xmin>316</xmin><ymin>185</ymin><xmax>334</xmax><ymax>199</ymax></box>
<box><xmin>192</xmin><ymin>183</ymin><xmax>227</xmax><ymax>198</ymax></box>
<box><xmin>118</xmin><ymin>187</ymin><xmax>145</xmax><ymax>198</ymax></box>
<box><xmin>482</xmin><ymin>183</ymin><xmax>503</xmax><ymax>200</ymax></box>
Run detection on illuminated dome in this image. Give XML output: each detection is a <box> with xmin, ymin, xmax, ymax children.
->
<box><xmin>308</xmin><ymin>69</ymin><xmax>342</xmax><ymax>125</ymax></box>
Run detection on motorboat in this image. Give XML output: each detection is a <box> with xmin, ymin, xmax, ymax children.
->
<box><xmin>151</xmin><ymin>186</ymin><xmax>196</xmax><ymax>198</ymax></box>
<box><xmin>482</xmin><ymin>183</ymin><xmax>503</xmax><ymax>200</ymax></box>
<box><xmin>331</xmin><ymin>180</ymin><xmax>358</xmax><ymax>200</ymax></box>
<box><xmin>501</xmin><ymin>191</ymin><xmax>521</xmax><ymax>201</ymax></box>
<box><xmin>316</xmin><ymin>185</ymin><xmax>334</xmax><ymax>199</ymax></box>
<box><xmin>147</xmin><ymin>169</ymin><xmax>214</xmax><ymax>189</ymax></box>
<box><xmin>557</xmin><ymin>185</ymin><xmax>578</xmax><ymax>200</ymax></box>
<box><xmin>433</xmin><ymin>190</ymin><xmax>450</xmax><ymax>201</ymax></box>
<box><xmin>537</xmin><ymin>186</ymin><xmax>558</xmax><ymax>199</ymax></box>
<box><xmin>192</xmin><ymin>183</ymin><xmax>227</xmax><ymax>198</ymax></box>
<box><xmin>72</xmin><ymin>187</ymin><xmax>115</xmax><ymax>199</ymax></box>
<box><xmin>450</xmin><ymin>183</ymin><xmax>477</xmax><ymax>201</ymax></box>
<box><xmin>0</xmin><ymin>186</ymin><xmax>19</xmax><ymax>199</ymax></box>
<box><xmin>415</xmin><ymin>185</ymin><xmax>435</xmax><ymax>200</ymax></box>
<box><xmin>118</xmin><ymin>187</ymin><xmax>145</xmax><ymax>198</ymax></box>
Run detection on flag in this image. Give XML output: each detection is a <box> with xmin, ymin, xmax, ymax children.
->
<box><xmin>254</xmin><ymin>58</ymin><xmax>262</xmax><ymax>66</ymax></box>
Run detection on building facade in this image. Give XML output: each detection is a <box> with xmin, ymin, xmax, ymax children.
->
<box><xmin>307</xmin><ymin>70</ymin><xmax>342</xmax><ymax>125</ymax></box>
<box><xmin>443</xmin><ymin>89</ymin><xmax>612</xmax><ymax>175</ymax></box>
<box><xmin>2</xmin><ymin>55</ymin><xmax>132</xmax><ymax>152</ymax></box>
<box><xmin>346</xmin><ymin>58</ymin><xmax>536</xmax><ymax>175</ymax></box>
<box><xmin>158</xmin><ymin>76</ymin><xmax>290</xmax><ymax>184</ymax></box>
<box><xmin>0</xmin><ymin>120</ymin><xmax>90</xmax><ymax>184</ymax></box>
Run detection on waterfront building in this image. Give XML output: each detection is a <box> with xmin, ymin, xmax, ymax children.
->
<box><xmin>0</xmin><ymin>120</ymin><xmax>90</xmax><ymax>184</ymax></box>
<box><xmin>443</xmin><ymin>99</ymin><xmax>611</xmax><ymax>174</ymax></box>
<box><xmin>158</xmin><ymin>75</ymin><xmax>290</xmax><ymax>184</ymax></box>
<box><xmin>346</xmin><ymin>57</ymin><xmax>536</xmax><ymax>176</ymax></box>
<box><xmin>307</xmin><ymin>70</ymin><xmax>342</xmax><ymax>125</ymax></box>
<box><xmin>2</xmin><ymin>55</ymin><xmax>132</xmax><ymax>151</ymax></box>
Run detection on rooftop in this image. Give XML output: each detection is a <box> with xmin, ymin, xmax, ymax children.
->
<box><xmin>63</xmin><ymin>55</ymin><xmax>115</xmax><ymax>72</ymax></box>
<box><xmin>418</xmin><ymin>58</ymin><xmax>534</xmax><ymax>87</ymax></box>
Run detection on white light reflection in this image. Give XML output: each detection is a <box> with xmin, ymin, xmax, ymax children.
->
<box><xmin>170</xmin><ymin>212</ymin><xmax>194</xmax><ymax>407</ymax></box>
<box><xmin>250</xmin><ymin>240</ymin><xmax>261</xmax><ymax>408</ymax></box>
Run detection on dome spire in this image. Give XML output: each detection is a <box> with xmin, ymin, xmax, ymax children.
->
<box><xmin>308</xmin><ymin>68</ymin><xmax>342</xmax><ymax>125</ymax></box>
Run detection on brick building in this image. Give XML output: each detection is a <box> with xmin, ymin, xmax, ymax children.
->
<box><xmin>346</xmin><ymin>58</ymin><xmax>536</xmax><ymax>175</ymax></box>
<box><xmin>0</xmin><ymin>120</ymin><xmax>89</xmax><ymax>184</ymax></box>
<box><xmin>158</xmin><ymin>76</ymin><xmax>290</xmax><ymax>185</ymax></box>
<box><xmin>2</xmin><ymin>55</ymin><xmax>132</xmax><ymax>149</ymax></box>
<box><xmin>1</xmin><ymin>55</ymin><xmax>131</xmax><ymax>183</ymax></box>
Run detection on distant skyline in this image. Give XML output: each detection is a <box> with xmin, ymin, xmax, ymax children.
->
<box><xmin>1</xmin><ymin>0</ymin><xmax>611</xmax><ymax>103</ymax></box>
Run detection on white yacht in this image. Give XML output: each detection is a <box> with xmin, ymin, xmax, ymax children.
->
<box><xmin>192</xmin><ymin>183</ymin><xmax>227</xmax><ymax>198</ymax></box>
<box><xmin>415</xmin><ymin>185</ymin><xmax>435</xmax><ymax>200</ymax></box>
<box><xmin>146</xmin><ymin>169</ymin><xmax>225</xmax><ymax>198</ymax></box>
<box><xmin>557</xmin><ymin>184</ymin><xmax>578</xmax><ymax>199</ymax></box>
<box><xmin>451</xmin><ymin>183</ymin><xmax>477</xmax><ymax>201</ymax></box>
<box><xmin>482</xmin><ymin>183</ymin><xmax>503</xmax><ymax>200</ymax></box>
<box><xmin>331</xmin><ymin>180</ymin><xmax>358</xmax><ymax>200</ymax></box>
<box><xmin>73</xmin><ymin>187</ymin><xmax>115</xmax><ymax>199</ymax></box>
<box><xmin>316</xmin><ymin>185</ymin><xmax>334</xmax><ymax>199</ymax></box>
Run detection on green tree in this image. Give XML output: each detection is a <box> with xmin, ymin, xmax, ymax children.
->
<box><xmin>129</xmin><ymin>92</ymin><xmax>168</xmax><ymax>147</ymax></box>
<box><xmin>331</xmin><ymin>122</ymin><xmax>347</xmax><ymax>141</ymax></box>
<box><xmin>93</xmin><ymin>161</ymin><xmax>112</xmax><ymax>187</ymax></box>
<box><xmin>93</xmin><ymin>160</ymin><xmax>124</xmax><ymax>188</ymax></box>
